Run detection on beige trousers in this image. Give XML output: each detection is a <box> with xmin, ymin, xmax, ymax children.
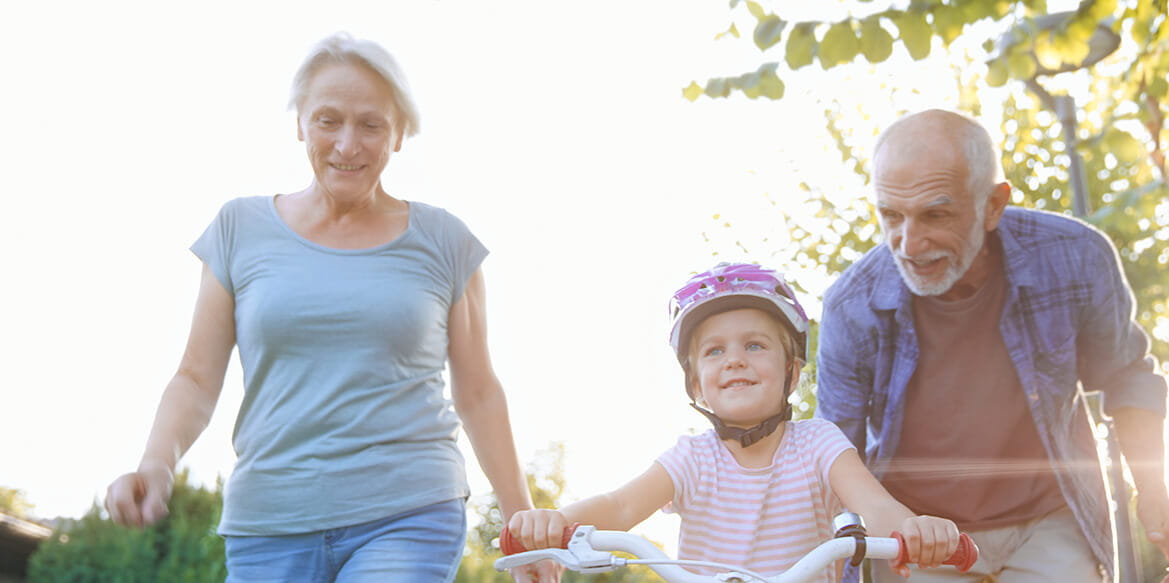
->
<box><xmin>869</xmin><ymin>507</ymin><xmax>1106</xmax><ymax>583</ymax></box>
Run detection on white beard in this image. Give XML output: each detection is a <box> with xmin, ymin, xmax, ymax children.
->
<box><xmin>892</xmin><ymin>207</ymin><xmax>986</xmax><ymax>297</ymax></box>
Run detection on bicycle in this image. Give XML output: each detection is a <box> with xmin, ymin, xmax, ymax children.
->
<box><xmin>495</xmin><ymin>511</ymin><xmax>978</xmax><ymax>583</ymax></box>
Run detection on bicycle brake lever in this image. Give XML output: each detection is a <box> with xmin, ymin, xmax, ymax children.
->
<box><xmin>493</xmin><ymin>526</ymin><xmax>617</xmax><ymax>573</ymax></box>
<box><xmin>495</xmin><ymin>548</ymin><xmax>579</xmax><ymax>571</ymax></box>
<box><xmin>494</xmin><ymin>549</ymin><xmax>616</xmax><ymax>574</ymax></box>
<box><xmin>565</xmin><ymin>525</ymin><xmax>621</xmax><ymax>573</ymax></box>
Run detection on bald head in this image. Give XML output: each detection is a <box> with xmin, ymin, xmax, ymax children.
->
<box><xmin>874</xmin><ymin>109</ymin><xmax>1002</xmax><ymax>205</ymax></box>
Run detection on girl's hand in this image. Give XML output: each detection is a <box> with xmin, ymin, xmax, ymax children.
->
<box><xmin>891</xmin><ymin>515</ymin><xmax>960</xmax><ymax>577</ymax></box>
<box><xmin>507</xmin><ymin>508</ymin><xmax>573</xmax><ymax>552</ymax></box>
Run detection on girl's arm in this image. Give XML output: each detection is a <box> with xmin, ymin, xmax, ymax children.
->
<box><xmin>829</xmin><ymin>449</ymin><xmax>959</xmax><ymax>575</ymax></box>
<box><xmin>509</xmin><ymin>462</ymin><xmax>675</xmax><ymax>552</ymax></box>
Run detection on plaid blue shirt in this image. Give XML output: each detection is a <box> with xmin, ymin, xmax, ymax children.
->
<box><xmin>816</xmin><ymin>206</ymin><xmax>1167</xmax><ymax>577</ymax></box>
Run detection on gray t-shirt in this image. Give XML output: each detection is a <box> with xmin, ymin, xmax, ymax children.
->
<box><xmin>191</xmin><ymin>195</ymin><xmax>487</xmax><ymax>535</ymax></box>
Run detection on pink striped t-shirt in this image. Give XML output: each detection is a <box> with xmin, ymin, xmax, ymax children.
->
<box><xmin>656</xmin><ymin>418</ymin><xmax>854</xmax><ymax>581</ymax></box>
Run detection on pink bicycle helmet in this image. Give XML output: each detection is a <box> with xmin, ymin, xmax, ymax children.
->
<box><xmin>668</xmin><ymin>262</ymin><xmax>810</xmax><ymax>447</ymax></box>
<box><xmin>669</xmin><ymin>262</ymin><xmax>809</xmax><ymax>364</ymax></box>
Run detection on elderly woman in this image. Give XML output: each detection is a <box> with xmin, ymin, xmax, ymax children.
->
<box><xmin>105</xmin><ymin>32</ymin><xmax>554</xmax><ymax>583</ymax></box>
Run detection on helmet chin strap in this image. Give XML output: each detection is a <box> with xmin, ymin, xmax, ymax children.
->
<box><xmin>690</xmin><ymin>403</ymin><xmax>787</xmax><ymax>448</ymax></box>
<box><xmin>690</xmin><ymin>372</ymin><xmax>793</xmax><ymax>448</ymax></box>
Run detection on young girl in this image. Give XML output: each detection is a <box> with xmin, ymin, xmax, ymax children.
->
<box><xmin>507</xmin><ymin>263</ymin><xmax>961</xmax><ymax>581</ymax></box>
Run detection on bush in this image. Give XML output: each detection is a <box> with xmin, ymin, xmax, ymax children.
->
<box><xmin>28</xmin><ymin>470</ymin><xmax>225</xmax><ymax>583</ymax></box>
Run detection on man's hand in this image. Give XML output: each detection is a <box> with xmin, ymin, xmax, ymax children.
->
<box><xmin>1137</xmin><ymin>485</ymin><xmax>1169</xmax><ymax>559</ymax></box>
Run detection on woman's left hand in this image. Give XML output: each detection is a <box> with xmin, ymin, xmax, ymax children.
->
<box><xmin>509</xmin><ymin>559</ymin><xmax>562</xmax><ymax>583</ymax></box>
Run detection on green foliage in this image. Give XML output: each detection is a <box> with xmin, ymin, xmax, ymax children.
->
<box><xmin>1130</xmin><ymin>495</ymin><xmax>1169</xmax><ymax>582</ymax></box>
<box><xmin>754</xmin><ymin>13</ymin><xmax>786</xmax><ymax>51</ymax></box>
<box><xmin>453</xmin><ymin>549</ymin><xmax>514</xmax><ymax>583</ymax></box>
<box><xmin>819</xmin><ymin>21</ymin><xmax>861</xmax><ymax>69</ymax></box>
<box><xmin>686</xmin><ymin>62</ymin><xmax>785</xmax><ymax>101</ymax></box>
<box><xmin>859</xmin><ymin>17</ymin><xmax>895</xmax><ymax>63</ymax></box>
<box><xmin>27</xmin><ymin>469</ymin><xmax>225</xmax><ymax>583</ymax></box>
<box><xmin>892</xmin><ymin>11</ymin><xmax>933</xmax><ymax>60</ymax></box>
<box><xmin>784</xmin><ymin>22</ymin><xmax>818</xmax><ymax>69</ymax></box>
<box><xmin>29</xmin><ymin>512</ymin><xmax>159</xmax><ymax>583</ymax></box>
<box><xmin>0</xmin><ymin>486</ymin><xmax>35</xmax><ymax>518</ymax></box>
<box><xmin>997</xmin><ymin>83</ymin><xmax>1169</xmax><ymax>365</ymax></box>
<box><xmin>684</xmin><ymin>0</ymin><xmax>1169</xmax><ymax>119</ymax></box>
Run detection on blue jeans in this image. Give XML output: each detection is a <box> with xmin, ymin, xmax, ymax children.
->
<box><xmin>224</xmin><ymin>499</ymin><xmax>467</xmax><ymax>583</ymax></box>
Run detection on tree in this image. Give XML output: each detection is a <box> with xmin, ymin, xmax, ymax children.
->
<box><xmin>686</xmin><ymin>0</ymin><xmax>1166</xmax><ymax>116</ymax></box>
<box><xmin>689</xmin><ymin>0</ymin><xmax>1168</xmax><ymax>363</ymax></box>
<box><xmin>27</xmin><ymin>469</ymin><xmax>225</xmax><ymax>583</ymax></box>
<box><xmin>0</xmin><ymin>486</ymin><xmax>35</xmax><ymax>519</ymax></box>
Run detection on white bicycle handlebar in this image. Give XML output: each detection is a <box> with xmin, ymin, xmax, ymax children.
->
<box><xmin>495</xmin><ymin>522</ymin><xmax>977</xmax><ymax>583</ymax></box>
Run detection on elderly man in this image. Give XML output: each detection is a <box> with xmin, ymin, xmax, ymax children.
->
<box><xmin>816</xmin><ymin>109</ymin><xmax>1168</xmax><ymax>582</ymax></box>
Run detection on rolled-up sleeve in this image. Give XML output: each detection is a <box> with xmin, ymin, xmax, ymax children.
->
<box><xmin>815</xmin><ymin>291</ymin><xmax>875</xmax><ymax>452</ymax></box>
<box><xmin>1077</xmin><ymin>231</ymin><xmax>1167</xmax><ymax>416</ymax></box>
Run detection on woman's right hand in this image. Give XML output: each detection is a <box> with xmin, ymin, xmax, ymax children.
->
<box><xmin>105</xmin><ymin>461</ymin><xmax>174</xmax><ymax>527</ymax></box>
<box><xmin>507</xmin><ymin>508</ymin><xmax>572</xmax><ymax>552</ymax></box>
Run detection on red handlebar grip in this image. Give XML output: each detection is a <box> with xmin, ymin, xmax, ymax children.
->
<box><xmin>892</xmin><ymin>532</ymin><xmax>979</xmax><ymax>573</ymax></box>
<box><xmin>499</xmin><ymin>523</ymin><xmax>580</xmax><ymax>555</ymax></box>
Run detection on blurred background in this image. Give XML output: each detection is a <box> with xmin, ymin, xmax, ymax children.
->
<box><xmin>1</xmin><ymin>0</ymin><xmax>1166</xmax><ymax>581</ymax></box>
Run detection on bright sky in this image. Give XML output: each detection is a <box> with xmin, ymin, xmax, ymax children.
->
<box><xmin>4</xmin><ymin>0</ymin><xmax>1134</xmax><ymax>558</ymax></box>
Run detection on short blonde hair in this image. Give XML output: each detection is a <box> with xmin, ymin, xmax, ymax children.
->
<box><xmin>289</xmin><ymin>32</ymin><xmax>420</xmax><ymax>138</ymax></box>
